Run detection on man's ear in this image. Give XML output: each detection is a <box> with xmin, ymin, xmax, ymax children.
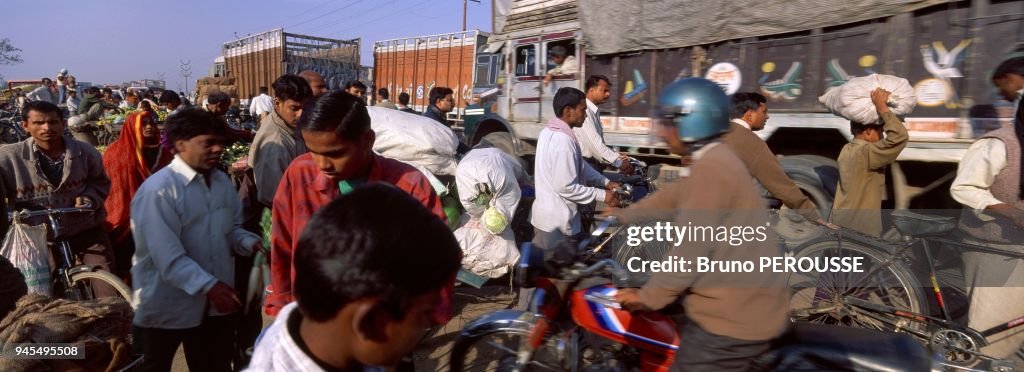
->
<box><xmin>352</xmin><ymin>300</ymin><xmax>390</xmax><ymax>343</ymax></box>
<box><xmin>363</xmin><ymin>128</ymin><xmax>376</xmax><ymax>149</ymax></box>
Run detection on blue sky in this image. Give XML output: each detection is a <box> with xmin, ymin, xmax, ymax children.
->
<box><xmin>2</xmin><ymin>0</ymin><xmax>492</xmax><ymax>91</ymax></box>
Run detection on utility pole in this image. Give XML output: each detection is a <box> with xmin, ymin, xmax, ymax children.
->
<box><xmin>180</xmin><ymin>59</ymin><xmax>192</xmax><ymax>96</ymax></box>
<box><xmin>462</xmin><ymin>0</ymin><xmax>480</xmax><ymax>32</ymax></box>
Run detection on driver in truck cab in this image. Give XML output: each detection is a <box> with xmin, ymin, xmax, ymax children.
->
<box><xmin>611</xmin><ymin>78</ymin><xmax>790</xmax><ymax>372</ymax></box>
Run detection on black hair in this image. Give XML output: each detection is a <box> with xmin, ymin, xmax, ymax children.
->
<box><xmin>378</xmin><ymin>88</ymin><xmax>390</xmax><ymax>100</ymax></box>
<box><xmin>428</xmin><ymin>86</ymin><xmax>454</xmax><ymax>106</ymax></box>
<box><xmin>163</xmin><ymin>108</ymin><xmax>229</xmax><ymax>143</ymax></box>
<box><xmin>21</xmin><ymin>101</ymin><xmax>62</xmax><ymax>122</ymax></box>
<box><xmin>102</xmin><ymin>88</ymin><xmax>112</xmax><ymax>94</ymax></box>
<box><xmin>398</xmin><ymin>92</ymin><xmax>411</xmax><ymax>105</ymax></box>
<box><xmin>272</xmin><ymin>74</ymin><xmax>313</xmax><ymax>103</ymax></box>
<box><xmin>294</xmin><ymin>183</ymin><xmax>461</xmax><ymax>322</ymax></box>
<box><xmin>585</xmin><ymin>75</ymin><xmax>611</xmax><ymax>92</ymax></box>
<box><xmin>298</xmin><ymin>90</ymin><xmax>370</xmax><ymax>140</ymax></box>
<box><xmin>553</xmin><ymin>87</ymin><xmax>586</xmax><ymax>118</ymax></box>
<box><xmin>259</xmin><ymin>86</ymin><xmax>269</xmax><ymax>94</ymax></box>
<box><xmin>40</xmin><ymin>78</ymin><xmax>52</xmax><ymax>84</ymax></box>
<box><xmin>345</xmin><ymin>80</ymin><xmax>367</xmax><ymax>91</ymax></box>
<box><xmin>159</xmin><ymin>90</ymin><xmax>181</xmax><ymax>104</ymax></box>
<box><xmin>207</xmin><ymin>91</ymin><xmax>231</xmax><ymax>105</ymax></box>
<box><xmin>729</xmin><ymin>92</ymin><xmax>768</xmax><ymax>119</ymax></box>
<box><xmin>993</xmin><ymin>57</ymin><xmax>1024</xmax><ymax>80</ymax></box>
<box><xmin>849</xmin><ymin>121</ymin><xmax>882</xmax><ymax>136</ymax></box>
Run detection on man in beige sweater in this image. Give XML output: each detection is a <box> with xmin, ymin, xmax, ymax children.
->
<box><xmin>830</xmin><ymin>88</ymin><xmax>909</xmax><ymax>237</ymax></box>
<box><xmin>722</xmin><ymin>92</ymin><xmax>827</xmax><ymax>225</ymax></box>
<box><xmin>612</xmin><ymin>78</ymin><xmax>789</xmax><ymax>371</ymax></box>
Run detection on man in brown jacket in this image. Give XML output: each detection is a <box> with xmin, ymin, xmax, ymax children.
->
<box><xmin>723</xmin><ymin>92</ymin><xmax>827</xmax><ymax>225</ymax></box>
<box><xmin>830</xmin><ymin>88</ymin><xmax>909</xmax><ymax>237</ymax></box>
<box><xmin>612</xmin><ymin>78</ymin><xmax>789</xmax><ymax>372</ymax></box>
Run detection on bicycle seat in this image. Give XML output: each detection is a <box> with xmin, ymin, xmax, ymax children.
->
<box><xmin>891</xmin><ymin>210</ymin><xmax>957</xmax><ymax>237</ymax></box>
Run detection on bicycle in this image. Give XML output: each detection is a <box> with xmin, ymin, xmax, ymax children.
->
<box><xmin>7</xmin><ymin>208</ymin><xmax>133</xmax><ymax>306</ymax></box>
<box><xmin>788</xmin><ymin>209</ymin><xmax>1022</xmax><ymax>371</ymax></box>
<box><xmin>0</xmin><ymin>110</ymin><xmax>27</xmax><ymax>144</ymax></box>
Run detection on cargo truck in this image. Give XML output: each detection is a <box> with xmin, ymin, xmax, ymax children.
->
<box><xmin>221</xmin><ymin>28</ymin><xmax>361</xmax><ymax>101</ymax></box>
<box><xmin>459</xmin><ymin>0</ymin><xmax>1024</xmax><ymax>218</ymax></box>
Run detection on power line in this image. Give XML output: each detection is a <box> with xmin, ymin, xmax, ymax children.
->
<box><xmin>284</xmin><ymin>0</ymin><xmax>370</xmax><ymax>31</ymax></box>
<box><xmin>318</xmin><ymin>0</ymin><xmax>433</xmax><ymax>38</ymax></box>
<box><xmin>250</xmin><ymin>0</ymin><xmax>338</xmax><ymax>33</ymax></box>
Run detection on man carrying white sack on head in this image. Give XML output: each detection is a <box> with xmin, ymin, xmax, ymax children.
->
<box><xmin>454</xmin><ymin>147</ymin><xmax>530</xmax><ymax>278</ymax></box>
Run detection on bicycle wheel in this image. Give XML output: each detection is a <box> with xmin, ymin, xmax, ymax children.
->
<box><xmin>0</xmin><ymin>123</ymin><xmax>21</xmax><ymax>144</ymax></box>
<box><xmin>788</xmin><ymin>238</ymin><xmax>929</xmax><ymax>334</ymax></box>
<box><xmin>62</xmin><ymin>270</ymin><xmax>133</xmax><ymax>306</ymax></box>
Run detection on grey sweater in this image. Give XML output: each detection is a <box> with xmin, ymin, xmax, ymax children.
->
<box><xmin>0</xmin><ymin>137</ymin><xmax>110</xmax><ymax>238</ymax></box>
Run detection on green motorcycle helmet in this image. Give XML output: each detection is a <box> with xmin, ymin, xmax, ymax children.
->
<box><xmin>655</xmin><ymin>78</ymin><xmax>731</xmax><ymax>143</ymax></box>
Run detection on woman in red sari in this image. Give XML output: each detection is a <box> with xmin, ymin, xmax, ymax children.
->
<box><xmin>103</xmin><ymin>110</ymin><xmax>173</xmax><ymax>280</ymax></box>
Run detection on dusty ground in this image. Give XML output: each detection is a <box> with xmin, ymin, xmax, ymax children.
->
<box><xmin>168</xmin><ymin>283</ymin><xmax>517</xmax><ymax>372</ymax></box>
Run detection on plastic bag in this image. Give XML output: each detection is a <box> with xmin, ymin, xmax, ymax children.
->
<box><xmin>455</xmin><ymin>218</ymin><xmax>520</xmax><ymax>278</ymax></box>
<box><xmin>367</xmin><ymin>106</ymin><xmax>459</xmax><ymax>176</ymax></box>
<box><xmin>1</xmin><ymin>222</ymin><xmax>52</xmax><ymax>296</ymax></box>
<box><xmin>818</xmin><ymin>74</ymin><xmax>916</xmax><ymax>124</ymax></box>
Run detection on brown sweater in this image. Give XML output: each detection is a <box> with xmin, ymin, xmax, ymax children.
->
<box><xmin>0</xmin><ymin>137</ymin><xmax>110</xmax><ymax>238</ymax></box>
<box><xmin>613</xmin><ymin>143</ymin><xmax>790</xmax><ymax>341</ymax></box>
<box><xmin>722</xmin><ymin>121</ymin><xmax>822</xmax><ymax>222</ymax></box>
<box><xmin>830</xmin><ymin>112</ymin><xmax>908</xmax><ymax>236</ymax></box>
<box><xmin>959</xmin><ymin>126</ymin><xmax>1024</xmax><ymax>244</ymax></box>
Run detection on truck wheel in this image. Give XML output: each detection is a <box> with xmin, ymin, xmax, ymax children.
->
<box><xmin>778</xmin><ymin>154</ymin><xmax>839</xmax><ymax>217</ymax></box>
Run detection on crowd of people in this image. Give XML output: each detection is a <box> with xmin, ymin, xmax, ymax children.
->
<box><xmin>0</xmin><ymin>52</ymin><xmax>1021</xmax><ymax>372</ymax></box>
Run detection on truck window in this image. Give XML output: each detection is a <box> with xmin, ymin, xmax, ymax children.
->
<box><xmin>515</xmin><ymin>45</ymin><xmax>536</xmax><ymax>77</ymax></box>
<box><xmin>545</xmin><ymin>40</ymin><xmax>576</xmax><ymax>74</ymax></box>
<box><xmin>475</xmin><ymin>54</ymin><xmax>500</xmax><ymax>87</ymax></box>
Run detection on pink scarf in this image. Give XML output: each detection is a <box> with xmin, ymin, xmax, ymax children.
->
<box><xmin>546</xmin><ymin>116</ymin><xmax>579</xmax><ymax>143</ymax></box>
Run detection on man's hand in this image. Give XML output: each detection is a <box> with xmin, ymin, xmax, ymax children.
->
<box><xmin>207</xmin><ymin>281</ymin><xmax>242</xmax><ymax>314</ymax></box>
<box><xmin>543</xmin><ymin>75</ymin><xmax>553</xmax><ymax>87</ymax></box>
<box><xmin>606</xmin><ymin>181</ymin><xmax>623</xmax><ymax>192</ymax></box>
<box><xmin>870</xmin><ymin>88</ymin><xmax>892</xmax><ymax>114</ymax></box>
<box><xmin>815</xmin><ymin>218</ymin><xmax>840</xmax><ymax>230</ymax></box>
<box><xmin>604</xmin><ymin>189</ymin><xmax>622</xmax><ymax>208</ymax></box>
<box><xmin>251</xmin><ymin>240</ymin><xmax>268</xmax><ymax>257</ymax></box>
<box><xmin>618</xmin><ymin>156</ymin><xmax>636</xmax><ymax>176</ymax></box>
<box><xmin>74</xmin><ymin>196</ymin><xmax>94</xmax><ymax>209</ymax></box>
<box><xmin>615</xmin><ymin>288</ymin><xmax>652</xmax><ymax>312</ymax></box>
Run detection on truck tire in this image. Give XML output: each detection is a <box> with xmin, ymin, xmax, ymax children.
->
<box><xmin>777</xmin><ymin>154</ymin><xmax>839</xmax><ymax>217</ymax></box>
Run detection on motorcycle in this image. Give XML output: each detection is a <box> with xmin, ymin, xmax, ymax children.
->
<box><xmin>449</xmin><ymin>218</ymin><xmax>940</xmax><ymax>372</ymax></box>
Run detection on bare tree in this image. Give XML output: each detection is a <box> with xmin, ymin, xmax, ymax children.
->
<box><xmin>0</xmin><ymin>38</ymin><xmax>23</xmax><ymax>65</ymax></box>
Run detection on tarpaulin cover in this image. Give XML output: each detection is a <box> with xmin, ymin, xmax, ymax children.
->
<box><xmin>577</xmin><ymin>0</ymin><xmax>955</xmax><ymax>55</ymax></box>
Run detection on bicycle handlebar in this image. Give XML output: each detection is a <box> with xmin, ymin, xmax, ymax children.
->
<box><xmin>8</xmin><ymin>207</ymin><xmax>95</xmax><ymax>221</ymax></box>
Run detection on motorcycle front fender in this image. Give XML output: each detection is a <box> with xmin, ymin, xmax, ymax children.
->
<box><xmin>458</xmin><ymin>309</ymin><xmax>538</xmax><ymax>339</ymax></box>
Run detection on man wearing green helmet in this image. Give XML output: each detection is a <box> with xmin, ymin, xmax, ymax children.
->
<box><xmin>612</xmin><ymin>78</ymin><xmax>790</xmax><ymax>371</ymax></box>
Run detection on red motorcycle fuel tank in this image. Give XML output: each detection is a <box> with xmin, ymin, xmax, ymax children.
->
<box><xmin>570</xmin><ymin>285</ymin><xmax>680</xmax><ymax>359</ymax></box>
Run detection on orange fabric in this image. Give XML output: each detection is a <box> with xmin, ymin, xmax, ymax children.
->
<box><xmin>102</xmin><ymin>111</ymin><xmax>173</xmax><ymax>247</ymax></box>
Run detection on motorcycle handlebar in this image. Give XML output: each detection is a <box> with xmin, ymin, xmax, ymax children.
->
<box><xmin>9</xmin><ymin>207</ymin><xmax>95</xmax><ymax>221</ymax></box>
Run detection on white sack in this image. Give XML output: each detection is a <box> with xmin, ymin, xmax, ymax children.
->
<box><xmin>818</xmin><ymin>74</ymin><xmax>916</xmax><ymax>124</ymax></box>
<box><xmin>367</xmin><ymin>106</ymin><xmax>459</xmax><ymax>176</ymax></box>
<box><xmin>455</xmin><ymin>148</ymin><xmax>527</xmax><ymax>221</ymax></box>
<box><xmin>455</xmin><ymin>219</ymin><xmax>520</xmax><ymax>278</ymax></box>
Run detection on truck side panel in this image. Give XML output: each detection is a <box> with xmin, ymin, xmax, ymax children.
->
<box><xmin>374</xmin><ymin>32</ymin><xmax>481</xmax><ymax>114</ymax></box>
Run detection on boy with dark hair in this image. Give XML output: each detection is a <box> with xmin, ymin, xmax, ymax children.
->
<box><xmin>423</xmin><ymin>86</ymin><xmax>455</xmax><ymax>127</ymax></box>
<box><xmin>250</xmin><ymin>74</ymin><xmax>314</xmax><ymax>208</ymax></box>
<box><xmin>0</xmin><ymin>100</ymin><xmax>116</xmax><ymax>297</ymax></box>
<box><xmin>130</xmin><ymin>108</ymin><xmax>264</xmax><ymax>372</ymax></box>
<box><xmin>248</xmin><ymin>184</ymin><xmax>461</xmax><ymax>371</ymax></box>
<box><xmin>992</xmin><ymin>56</ymin><xmax>1024</xmax><ymax>107</ymax></box>
<box><xmin>265</xmin><ymin>91</ymin><xmax>447</xmax><ymax>316</ymax></box>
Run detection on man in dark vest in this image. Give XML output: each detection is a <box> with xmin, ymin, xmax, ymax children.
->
<box><xmin>950</xmin><ymin>56</ymin><xmax>1024</xmax><ymax>363</ymax></box>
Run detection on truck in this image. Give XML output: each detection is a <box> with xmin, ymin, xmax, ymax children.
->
<box><xmin>372</xmin><ymin>30</ymin><xmax>492</xmax><ymax>120</ymax></box>
<box><xmin>459</xmin><ymin>0</ymin><xmax>1024</xmax><ymax>219</ymax></box>
<box><xmin>221</xmin><ymin>28</ymin><xmax>361</xmax><ymax>101</ymax></box>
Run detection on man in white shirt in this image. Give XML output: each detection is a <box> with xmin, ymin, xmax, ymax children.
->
<box><xmin>249</xmin><ymin>86</ymin><xmax>275</xmax><ymax>123</ymax></box>
<box><xmin>130</xmin><ymin>108</ymin><xmax>264</xmax><ymax>372</ymax></box>
<box><xmin>532</xmin><ymin>87</ymin><xmax>621</xmax><ymax>254</ymax></box>
<box><xmin>27</xmin><ymin>78</ymin><xmax>59</xmax><ymax>105</ymax></box>
<box><xmin>542</xmin><ymin>45</ymin><xmax>579</xmax><ymax>87</ymax></box>
<box><xmin>949</xmin><ymin>56</ymin><xmax>1024</xmax><ymax>362</ymax></box>
<box><xmin>573</xmin><ymin>75</ymin><xmax>635</xmax><ymax>175</ymax></box>
<box><xmin>246</xmin><ymin>184</ymin><xmax>461</xmax><ymax>372</ymax></box>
